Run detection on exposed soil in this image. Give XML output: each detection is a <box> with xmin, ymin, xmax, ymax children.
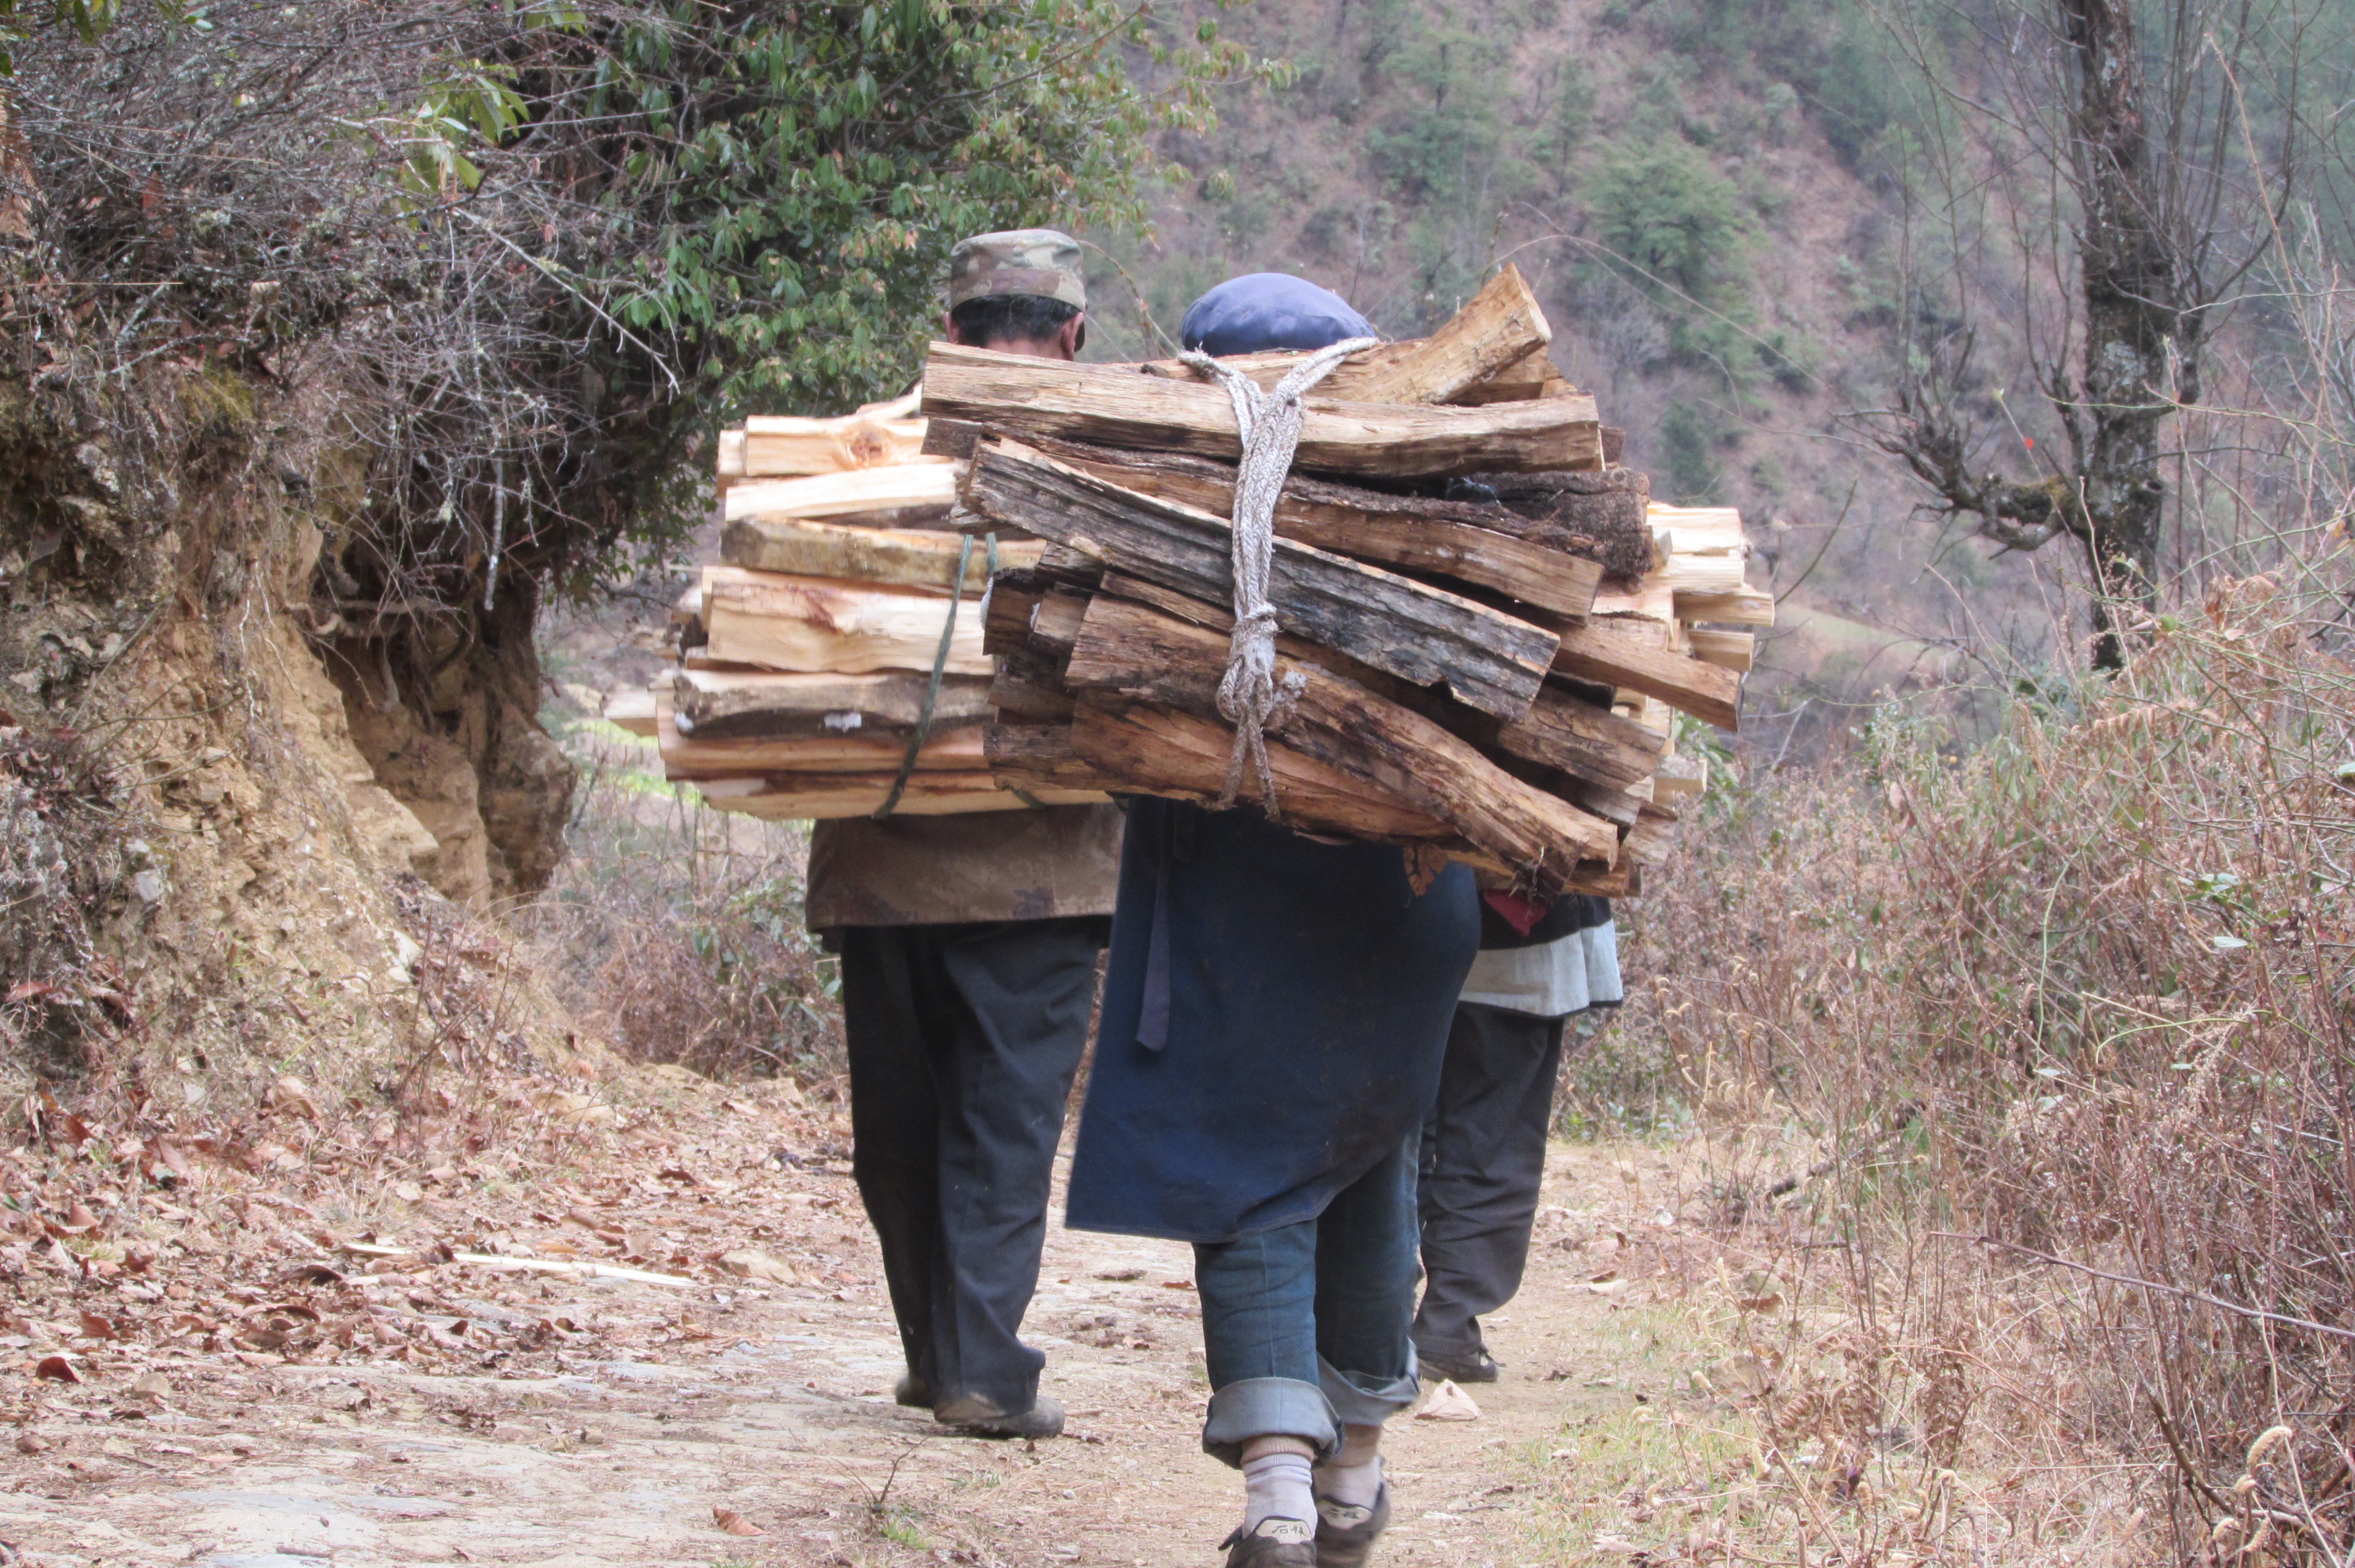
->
<box><xmin>0</xmin><ymin>1068</ymin><xmax>1682</xmax><ymax>1568</ymax></box>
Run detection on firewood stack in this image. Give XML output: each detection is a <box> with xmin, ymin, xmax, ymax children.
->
<box><xmin>609</xmin><ymin>391</ymin><xmax>1110</xmax><ymax>820</ymax></box>
<box><xmin>924</xmin><ymin>266</ymin><xmax>1771</xmax><ymax>896</ymax></box>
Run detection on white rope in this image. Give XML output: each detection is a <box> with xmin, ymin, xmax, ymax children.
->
<box><xmin>1180</xmin><ymin>336</ymin><xmax>1378</xmax><ymax>818</ymax></box>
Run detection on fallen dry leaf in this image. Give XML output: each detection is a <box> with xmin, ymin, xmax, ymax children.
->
<box><xmin>15</xmin><ymin>1431</ymin><xmax>50</xmax><ymax>1453</ymax></box>
<box><xmin>58</xmin><ymin>1200</ymin><xmax>99</xmax><ymax>1233</ymax></box>
<box><xmin>1415</xmin><ymin>1379</ymin><xmax>1481</xmax><ymax>1421</ymax></box>
<box><xmin>77</xmin><ymin>1308</ymin><xmax>118</xmax><ymax>1340</ymax></box>
<box><xmin>1095</xmin><ymin>1267</ymin><xmax>1146</xmax><ymax>1282</ymax></box>
<box><xmin>713</xmin><ymin>1506</ymin><xmax>764</xmax><ymax>1537</ymax></box>
<box><xmin>34</xmin><ymin>1354</ymin><xmax>82</xmax><ymax>1383</ymax></box>
<box><xmin>718</xmin><ymin>1249</ymin><xmax>799</xmax><ymax>1285</ymax></box>
<box><xmin>267</xmin><ymin>1076</ymin><xmax>321</xmax><ymax>1120</ymax></box>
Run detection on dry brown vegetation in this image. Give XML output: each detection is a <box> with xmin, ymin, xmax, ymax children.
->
<box><xmin>1580</xmin><ymin>574</ymin><xmax>2355</xmax><ymax>1563</ymax></box>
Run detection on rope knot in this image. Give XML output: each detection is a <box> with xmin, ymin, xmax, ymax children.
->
<box><xmin>1180</xmin><ymin>335</ymin><xmax>1377</xmax><ymax>819</ymax></box>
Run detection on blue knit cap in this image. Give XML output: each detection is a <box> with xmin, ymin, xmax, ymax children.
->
<box><xmin>1179</xmin><ymin>273</ymin><xmax>1373</xmax><ymax>356</ymax></box>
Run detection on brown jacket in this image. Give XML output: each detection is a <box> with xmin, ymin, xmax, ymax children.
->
<box><xmin>803</xmin><ymin>804</ymin><xmax>1123</xmax><ymax>929</ymax></box>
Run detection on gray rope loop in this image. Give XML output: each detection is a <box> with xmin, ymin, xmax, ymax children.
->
<box><xmin>1178</xmin><ymin>336</ymin><xmax>1378</xmax><ymax>819</ymax></box>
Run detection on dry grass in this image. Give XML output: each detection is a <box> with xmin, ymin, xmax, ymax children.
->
<box><xmin>1557</xmin><ymin>576</ymin><xmax>2355</xmax><ymax>1564</ymax></box>
<box><xmin>517</xmin><ymin>707</ymin><xmax>843</xmax><ymax>1087</ymax></box>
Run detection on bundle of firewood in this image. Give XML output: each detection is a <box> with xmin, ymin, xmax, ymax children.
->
<box><xmin>606</xmin><ymin>392</ymin><xmax>1110</xmax><ymax>820</ymax></box>
<box><xmin>925</xmin><ymin>266</ymin><xmax>1768</xmax><ymax>896</ymax></box>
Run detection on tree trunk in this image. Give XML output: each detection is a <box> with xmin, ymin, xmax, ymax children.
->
<box><xmin>2061</xmin><ymin>0</ymin><xmax>2187</xmax><ymax>669</ymax></box>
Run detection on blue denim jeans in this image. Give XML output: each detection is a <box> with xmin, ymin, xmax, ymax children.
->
<box><xmin>1191</xmin><ymin>1132</ymin><xmax>1424</xmax><ymax>1466</ymax></box>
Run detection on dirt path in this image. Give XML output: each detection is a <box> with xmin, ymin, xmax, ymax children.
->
<box><xmin>0</xmin><ymin>1078</ymin><xmax>1675</xmax><ymax>1568</ymax></box>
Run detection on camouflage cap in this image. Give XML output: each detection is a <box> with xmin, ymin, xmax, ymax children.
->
<box><xmin>947</xmin><ymin>228</ymin><xmax>1086</xmax><ymax>311</ymax></box>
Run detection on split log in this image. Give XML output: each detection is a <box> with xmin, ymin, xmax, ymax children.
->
<box><xmin>602</xmin><ymin>687</ymin><xmax>659</xmax><ymax>738</ymax></box>
<box><xmin>1094</xmin><ymin>569</ymin><xmax>1659</xmax><ymax>796</ymax></box>
<box><xmin>1548</xmin><ymin>616</ymin><xmax>1742</xmax><ymax>732</ymax></box>
<box><xmin>961</xmin><ymin>439</ymin><xmax>1557</xmax><ymax>720</ymax></box>
<box><xmin>1069</xmin><ymin>695</ymin><xmax>1461</xmax><ymax>843</ymax></box>
<box><xmin>718</xmin><ymin>416</ymin><xmax>930</xmax><ymax>481</ymax></box>
<box><xmin>1676</xmin><ymin>588</ymin><xmax>1776</xmax><ymax>626</ymax></box>
<box><xmin>721</xmin><ymin>516</ymin><xmax>1042</xmax><ymax>590</ymax></box>
<box><xmin>695</xmin><ymin>773</ymin><xmax>1105</xmax><ymax>821</ymax></box>
<box><xmin>1487</xmin><ymin>686</ymin><xmax>1668</xmax><ymax>793</ymax></box>
<box><xmin>1007</xmin><ymin>438</ymin><xmax>1600</xmax><ymax>620</ymax></box>
<box><xmin>1687</xmin><ymin>629</ymin><xmax>1756</xmax><ymax>673</ymax></box>
<box><xmin>1653</xmin><ymin>752</ymin><xmax>1709</xmax><ymax>800</ymax></box>
<box><xmin>983</xmin><ymin>724</ymin><xmax>1115</xmax><ymax>795</ymax></box>
<box><xmin>1448</xmin><ymin>343</ymin><xmax>1574</xmax><ymax>405</ymax></box>
<box><xmin>989</xmin><ymin>646</ymin><xmax>1077</xmax><ymax>722</ymax></box>
<box><xmin>1063</xmin><ymin>593</ymin><xmax>1618</xmax><ymax>880</ymax></box>
<box><xmin>722</xmin><ymin>464</ymin><xmax>960</xmax><ymax>524</ymax></box>
<box><xmin>658</xmin><ymin>699</ymin><xmax>989</xmax><ymax>777</ymax></box>
<box><xmin>700</xmin><ymin>566</ymin><xmax>990</xmax><ymax>677</ymax></box>
<box><xmin>1128</xmin><ymin>264</ymin><xmax>1553</xmax><ymax>406</ymax></box>
<box><xmin>921</xmin><ymin>344</ymin><xmax>1603</xmax><ymax>479</ymax></box>
<box><xmin>671</xmin><ymin>667</ymin><xmax>994</xmax><ymax>739</ymax></box>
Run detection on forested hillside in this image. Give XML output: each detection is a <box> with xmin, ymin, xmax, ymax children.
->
<box><xmin>1096</xmin><ymin>0</ymin><xmax>2355</xmax><ymax>745</ymax></box>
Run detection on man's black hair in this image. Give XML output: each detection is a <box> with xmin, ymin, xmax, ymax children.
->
<box><xmin>950</xmin><ymin>293</ymin><xmax>1082</xmax><ymax>348</ymax></box>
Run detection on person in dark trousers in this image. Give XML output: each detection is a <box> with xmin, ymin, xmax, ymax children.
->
<box><xmin>1064</xmin><ymin>274</ymin><xmax>1482</xmax><ymax>1568</ymax></box>
<box><xmin>807</xmin><ymin>230</ymin><xmax>1122</xmax><ymax>1442</ymax></box>
<box><xmin>1414</xmin><ymin>895</ymin><xmax>1623</xmax><ymax>1384</ymax></box>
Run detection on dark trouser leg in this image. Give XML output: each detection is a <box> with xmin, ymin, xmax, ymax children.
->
<box><xmin>838</xmin><ymin>925</ymin><xmax>954</xmax><ymax>1390</ymax></box>
<box><xmin>928</xmin><ymin>918</ymin><xmax>1102</xmax><ymax>1416</ymax></box>
<box><xmin>1414</xmin><ymin>1002</ymin><xmax>1566</xmax><ymax>1362</ymax></box>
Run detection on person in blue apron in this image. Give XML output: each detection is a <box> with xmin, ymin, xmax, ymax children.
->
<box><xmin>1064</xmin><ymin>274</ymin><xmax>1483</xmax><ymax>1568</ymax></box>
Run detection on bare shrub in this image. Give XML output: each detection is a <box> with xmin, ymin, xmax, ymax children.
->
<box><xmin>1620</xmin><ymin>577</ymin><xmax>2355</xmax><ymax>1561</ymax></box>
<box><xmin>518</xmin><ymin>714</ymin><xmax>840</xmax><ymax>1086</ymax></box>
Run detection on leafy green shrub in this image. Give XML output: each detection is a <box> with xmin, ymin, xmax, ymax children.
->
<box><xmin>1590</xmin><ymin>137</ymin><xmax>1749</xmax><ymax>304</ymax></box>
<box><xmin>1659</xmin><ymin>398</ymin><xmax>1734</xmax><ymax>501</ymax></box>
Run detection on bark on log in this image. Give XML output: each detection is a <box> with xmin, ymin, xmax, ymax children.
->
<box><xmin>1471</xmin><ymin>467</ymin><xmax>1658</xmax><ymax>581</ymax></box>
<box><xmin>1092</xmin><ymin>569</ymin><xmax>1660</xmax><ymax>795</ymax></box>
<box><xmin>1063</xmin><ymin>593</ymin><xmax>1618</xmax><ymax>880</ymax></box>
<box><xmin>1004</xmin><ymin>438</ymin><xmax>1600</xmax><ymax>620</ymax></box>
<box><xmin>981</xmin><ymin>723</ymin><xmax>1115</xmax><ymax>794</ymax></box>
<box><xmin>1068</xmin><ymin>695</ymin><xmax>1460</xmax><ymax>843</ymax></box>
<box><xmin>921</xmin><ymin>344</ymin><xmax>1603</xmax><ymax>478</ymax></box>
<box><xmin>961</xmin><ymin>439</ymin><xmax>1557</xmax><ymax>720</ymax></box>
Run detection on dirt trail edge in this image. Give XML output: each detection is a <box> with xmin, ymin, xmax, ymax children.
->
<box><xmin>1</xmin><ymin>1078</ymin><xmax>1676</xmax><ymax>1568</ymax></box>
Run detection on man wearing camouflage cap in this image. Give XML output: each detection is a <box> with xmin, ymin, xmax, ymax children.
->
<box><xmin>801</xmin><ymin>229</ymin><xmax>1116</xmax><ymax>1442</ymax></box>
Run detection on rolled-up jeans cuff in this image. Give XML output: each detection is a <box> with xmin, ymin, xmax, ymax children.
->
<box><xmin>1319</xmin><ymin>1351</ymin><xmax>1419</xmax><ymax>1427</ymax></box>
<box><xmin>1200</xmin><ymin>1377</ymin><xmax>1339</xmax><ymax>1469</ymax></box>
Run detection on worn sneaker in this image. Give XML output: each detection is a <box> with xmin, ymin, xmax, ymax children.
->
<box><xmin>935</xmin><ymin>1393</ymin><xmax>1064</xmax><ymax>1440</ymax></box>
<box><xmin>1314</xmin><ymin>1481</ymin><xmax>1392</xmax><ymax>1567</ymax></box>
<box><xmin>1416</xmin><ymin>1344</ymin><xmax>1501</xmax><ymax>1383</ymax></box>
<box><xmin>1219</xmin><ymin>1517</ymin><xmax>1317</xmax><ymax>1567</ymax></box>
<box><xmin>894</xmin><ymin>1371</ymin><xmax>930</xmax><ymax>1409</ymax></box>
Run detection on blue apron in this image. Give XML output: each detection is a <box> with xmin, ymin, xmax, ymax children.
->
<box><xmin>1065</xmin><ymin>799</ymin><xmax>1481</xmax><ymax>1244</ymax></box>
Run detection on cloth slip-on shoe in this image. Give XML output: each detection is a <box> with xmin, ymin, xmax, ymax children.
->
<box><xmin>1314</xmin><ymin>1481</ymin><xmax>1392</xmax><ymax>1568</ymax></box>
<box><xmin>1415</xmin><ymin>1344</ymin><xmax>1501</xmax><ymax>1383</ymax></box>
<box><xmin>934</xmin><ymin>1393</ymin><xmax>1064</xmax><ymax>1439</ymax></box>
<box><xmin>1220</xmin><ymin>1518</ymin><xmax>1318</xmax><ymax>1567</ymax></box>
